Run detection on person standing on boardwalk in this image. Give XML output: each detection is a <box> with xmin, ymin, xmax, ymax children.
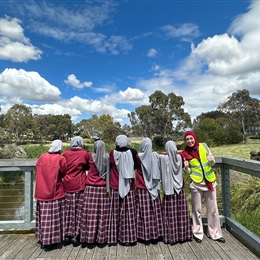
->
<box><xmin>108</xmin><ymin>135</ymin><xmax>138</xmax><ymax>246</ymax></box>
<box><xmin>135</xmin><ymin>137</ymin><xmax>163</xmax><ymax>245</ymax></box>
<box><xmin>80</xmin><ymin>140</ymin><xmax>110</xmax><ymax>247</ymax></box>
<box><xmin>63</xmin><ymin>136</ymin><xmax>90</xmax><ymax>247</ymax></box>
<box><xmin>34</xmin><ymin>139</ymin><xmax>67</xmax><ymax>251</ymax></box>
<box><xmin>158</xmin><ymin>140</ymin><xmax>192</xmax><ymax>245</ymax></box>
<box><xmin>180</xmin><ymin>130</ymin><xmax>225</xmax><ymax>244</ymax></box>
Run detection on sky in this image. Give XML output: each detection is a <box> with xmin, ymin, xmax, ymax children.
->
<box><xmin>0</xmin><ymin>0</ymin><xmax>260</xmax><ymax>126</ymax></box>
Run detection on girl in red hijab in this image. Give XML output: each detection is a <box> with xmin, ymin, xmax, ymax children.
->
<box><xmin>180</xmin><ymin>130</ymin><xmax>225</xmax><ymax>244</ymax></box>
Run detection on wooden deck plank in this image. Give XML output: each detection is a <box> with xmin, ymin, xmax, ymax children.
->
<box><xmin>0</xmin><ymin>235</ymin><xmax>29</xmax><ymax>259</ymax></box>
<box><xmin>0</xmin><ymin>234</ymin><xmax>21</xmax><ymax>257</ymax></box>
<box><xmin>15</xmin><ymin>235</ymin><xmax>41</xmax><ymax>259</ymax></box>
<box><xmin>200</xmin><ymin>237</ymin><xmax>223</xmax><ymax>260</ymax></box>
<box><xmin>0</xmin><ymin>230</ymin><xmax>259</xmax><ymax>260</ymax></box>
<box><xmin>181</xmin><ymin>242</ymin><xmax>199</xmax><ymax>259</ymax></box>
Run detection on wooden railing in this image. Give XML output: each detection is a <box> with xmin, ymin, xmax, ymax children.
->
<box><xmin>0</xmin><ymin>157</ymin><xmax>259</xmax><ymax>257</ymax></box>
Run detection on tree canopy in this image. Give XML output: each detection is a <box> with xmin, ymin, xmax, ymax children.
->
<box><xmin>128</xmin><ymin>90</ymin><xmax>191</xmax><ymax>141</ymax></box>
<box><xmin>218</xmin><ymin>89</ymin><xmax>260</xmax><ymax>142</ymax></box>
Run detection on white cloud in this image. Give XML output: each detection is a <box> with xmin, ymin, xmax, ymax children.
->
<box><xmin>31</xmin><ymin>103</ymin><xmax>82</xmax><ymax>121</ymax></box>
<box><xmin>57</xmin><ymin>96</ymin><xmax>131</xmax><ymax>121</ymax></box>
<box><xmin>10</xmin><ymin>1</ymin><xmax>132</xmax><ymax>55</ymax></box>
<box><xmin>160</xmin><ymin>23</ymin><xmax>200</xmax><ymax>39</ymax></box>
<box><xmin>147</xmin><ymin>48</ymin><xmax>158</xmax><ymax>58</ymax></box>
<box><xmin>64</xmin><ymin>74</ymin><xmax>92</xmax><ymax>89</ymax></box>
<box><xmin>118</xmin><ymin>87</ymin><xmax>145</xmax><ymax>103</ymax></box>
<box><xmin>0</xmin><ymin>16</ymin><xmax>42</xmax><ymax>62</ymax></box>
<box><xmin>145</xmin><ymin>0</ymin><xmax>260</xmax><ymax>120</ymax></box>
<box><xmin>0</xmin><ymin>68</ymin><xmax>61</xmax><ymax>102</ymax></box>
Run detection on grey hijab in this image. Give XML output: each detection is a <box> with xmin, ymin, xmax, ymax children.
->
<box><xmin>138</xmin><ymin>137</ymin><xmax>160</xmax><ymax>200</ymax></box>
<box><xmin>113</xmin><ymin>135</ymin><xmax>134</xmax><ymax>198</ymax></box>
<box><xmin>70</xmin><ymin>136</ymin><xmax>84</xmax><ymax>148</ymax></box>
<box><xmin>92</xmin><ymin>140</ymin><xmax>110</xmax><ymax>179</ymax></box>
<box><xmin>159</xmin><ymin>141</ymin><xmax>183</xmax><ymax>195</ymax></box>
<box><xmin>48</xmin><ymin>139</ymin><xmax>63</xmax><ymax>153</ymax></box>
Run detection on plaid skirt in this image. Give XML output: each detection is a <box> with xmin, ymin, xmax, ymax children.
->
<box><xmin>80</xmin><ymin>185</ymin><xmax>110</xmax><ymax>244</ymax></box>
<box><xmin>64</xmin><ymin>191</ymin><xmax>84</xmax><ymax>237</ymax></box>
<box><xmin>108</xmin><ymin>189</ymin><xmax>137</xmax><ymax>244</ymax></box>
<box><xmin>35</xmin><ymin>198</ymin><xmax>65</xmax><ymax>246</ymax></box>
<box><xmin>136</xmin><ymin>188</ymin><xmax>163</xmax><ymax>241</ymax></box>
<box><xmin>162</xmin><ymin>188</ymin><xmax>192</xmax><ymax>244</ymax></box>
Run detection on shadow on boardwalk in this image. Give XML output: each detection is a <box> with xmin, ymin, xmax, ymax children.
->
<box><xmin>0</xmin><ymin>229</ymin><xmax>259</xmax><ymax>260</ymax></box>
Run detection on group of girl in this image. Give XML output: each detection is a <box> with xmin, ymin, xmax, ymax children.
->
<box><xmin>34</xmin><ymin>131</ymin><xmax>224</xmax><ymax>251</ymax></box>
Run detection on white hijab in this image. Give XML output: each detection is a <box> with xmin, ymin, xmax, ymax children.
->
<box><xmin>138</xmin><ymin>137</ymin><xmax>160</xmax><ymax>199</ymax></box>
<box><xmin>113</xmin><ymin>135</ymin><xmax>134</xmax><ymax>198</ymax></box>
<box><xmin>159</xmin><ymin>141</ymin><xmax>183</xmax><ymax>195</ymax></box>
<box><xmin>48</xmin><ymin>139</ymin><xmax>63</xmax><ymax>153</ymax></box>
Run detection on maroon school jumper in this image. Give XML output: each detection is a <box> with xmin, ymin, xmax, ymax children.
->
<box><xmin>80</xmin><ymin>153</ymin><xmax>110</xmax><ymax>244</ymax></box>
<box><xmin>108</xmin><ymin>149</ymin><xmax>137</xmax><ymax>245</ymax></box>
<box><xmin>63</xmin><ymin>148</ymin><xmax>89</xmax><ymax>238</ymax></box>
<box><xmin>135</xmin><ymin>155</ymin><xmax>164</xmax><ymax>242</ymax></box>
<box><xmin>35</xmin><ymin>152</ymin><xmax>67</xmax><ymax>246</ymax></box>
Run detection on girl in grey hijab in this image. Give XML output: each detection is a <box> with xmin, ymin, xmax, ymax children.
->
<box><xmin>80</xmin><ymin>140</ymin><xmax>110</xmax><ymax>246</ymax></box>
<box><xmin>135</xmin><ymin>137</ymin><xmax>163</xmax><ymax>244</ymax></box>
<box><xmin>158</xmin><ymin>141</ymin><xmax>192</xmax><ymax>245</ymax></box>
<box><xmin>108</xmin><ymin>135</ymin><xmax>137</xmax><ymax>247</ymax></box>
<box><xmin>92</xmin><ymin>140</ymin><xmax>110</xmax><ymax>180</ymax></box>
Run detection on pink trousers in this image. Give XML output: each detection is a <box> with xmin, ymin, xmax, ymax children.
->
<box><xmin>190</xmin><ymin>182</ymin><xmax>223</xmax><ymax>240</ymax></box>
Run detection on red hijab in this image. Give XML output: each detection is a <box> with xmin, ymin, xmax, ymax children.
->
<box><xmin>180</xmin><ymin>130</ymin><xmax>200</xmax><ymax>161</ymax></box>
<box><xmin>181</xmin><ymin>130</ymin><xmax>214</xmax><ymax>191</ymax></box>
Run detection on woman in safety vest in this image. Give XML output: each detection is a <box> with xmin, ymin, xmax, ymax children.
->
<box><xmin>180</xmin><ymin>130</ymin><xmax>225</xmax><ymax>244</ymax></box>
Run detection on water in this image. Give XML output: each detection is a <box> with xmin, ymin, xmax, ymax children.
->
<box><xmin>0</xmin><ymin>183</ymin><xmax>25</xmax><ymax>220</ymax></box>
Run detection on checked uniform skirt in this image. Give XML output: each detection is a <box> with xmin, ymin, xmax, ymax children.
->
<box><xmin>162</xmin><ymin>188</ymin><xmax>192</xmax><ymax>244</ymax></box>
<box><xmin>64</xmin><ymin>191</ymin><xmax>84</xmax><ymax>238</ymax></box>
<box><xmin>35</xmin><ymin>198</ymin><xmax>65</xmax><ymax>246</ymax></box>
<box><xmin>108</xmin><ymin>189</ymin><xmax>137</xmax><ymax>244</ymax></box>
<box><xmin>80</xmin><ymin>185</ymin><xmax>110</xmax><ymax>244</ymax></box>
<box><xmin>135</xmin><ymin>188</ymin><xmax>164</xmax><ymax>241</ymax></box>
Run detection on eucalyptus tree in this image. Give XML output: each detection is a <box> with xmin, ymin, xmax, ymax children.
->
<box><xmin>77</xmin><ymin>114</ymin><xmax>119</xmax><ymax>140</ymax></box>
<box><xmin>4</xmin><ymin>104</ymin><xmax>35</xmax><ymax>140</ymax></box>
<box><xmin>128</xmin><ymin>90</ymin><xmax>191</xmax><ymax>139</ymax></box>
<box><xmin>34</xmin><ymin>114</ymin><xmax>74</xmax><ymax>140</ymax></box>
<box><xmin>218</xmin><ymin>89</ymin><xmax>260</xmax><ymax>143</ymax></box>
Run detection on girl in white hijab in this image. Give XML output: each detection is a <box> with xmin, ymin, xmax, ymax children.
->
<box><xmin>63</xmin><ymin>136</ymin><xmax>90</xmax><ymax>247</ymax></box>
<box><xmin>135</xmin><ymin>137</ymin><xmax>163</xmax><ymax>244</ymax></box>
<box><xmin>158</xmin><ymin>141</ymin><xmax>192</xmax><ymax>245</ymax></box>
<box><xmin>35</xmin><ymin>139</ymin><xmax>67</xmax><ymax>251</ymax></box>
<box><xmin>108</xmin><ymin>135</ymin><xmax>138</xmax><ymax>247</ymax></box>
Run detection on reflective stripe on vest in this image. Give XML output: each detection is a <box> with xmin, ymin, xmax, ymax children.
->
<box><xmin>189</xmin><ymin>143</ymin><xmax>216</xmax><ymax>183</ymax></box>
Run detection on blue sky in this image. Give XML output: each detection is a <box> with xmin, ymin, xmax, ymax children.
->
<box><xmin>0</xmin><ymin>0</ymin><xmax>259</xmax><ymax>125</ymax></box>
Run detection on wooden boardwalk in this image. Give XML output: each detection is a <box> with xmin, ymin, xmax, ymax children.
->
<box><xmin>0</xmin><ymin>229</ymin><xmax>259</xmax><ymax>260</ymax></box>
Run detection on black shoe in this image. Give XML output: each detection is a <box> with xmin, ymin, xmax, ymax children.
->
<box><xmin>193</xmin><ymin>235</ymin><xmax>202</xmax><ymax>243</ymax></box>
<box><xmin>97</xmin><ymin>242</ymin><xmax>107</xmax><ymax>248</ymax></box>
<box><xmin>44</xmin><ymin>244</ymin><xmax>54</xmax><ymax>251</ymax></box>
<box><xmin>119</xmin><ymin>241</ymin><xmax>130</xmax><ymax>247</ymax></box>
<box><xmin>216</xmin><ymin>237</ymin><xmax>225</xmax><ymax>243</ymax></box>
<box><xmin>71</xmin><ymin>236</ymin><xmax>80</xmax><ymax>247</ymax></box>
<box><xmin>151</xmin><ymin>239</ymin><xmax>158</xmax><ymax>245</ymax></box>
<box><xmin>108</xmin><ymin>242</ymin><xmax>117</xmax><ymax>247</ymax></box>
<box><xmin>63</xmin><ymin>237</ymin><xmax>71</xmax><ymax>246</ymax></box>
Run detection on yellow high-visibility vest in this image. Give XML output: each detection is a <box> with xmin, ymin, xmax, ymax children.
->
<box><xmin>189</xmin><ymin>143</ymin><xmax>216</xmax><ymax>183</ymax></box>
